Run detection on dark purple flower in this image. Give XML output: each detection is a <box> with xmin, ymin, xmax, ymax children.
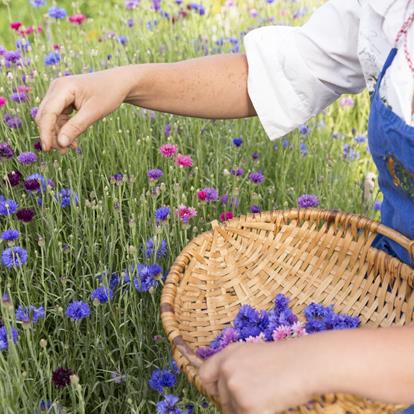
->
<box><xmin>0</xmin><ymin>143</ymin><xmax>14</xmax><ymax>159</ymax></box>
<box><xmin>16</xmin><ymin>208</ymin><xmax>35</xmax><ymax>223</ymax></box>
<box><xmin>6</xmin><ymin>170</ymin><xmax>22</xmax><ymax>187</ymax></box>
<box><xmin>252</xmin><ymin>151</ymin><xmax>260</xmax><ymax>160</ymax></box>
<box><xmin>11</xmin><ymin>92</ymin><xmax>28</xmax><ymax>103</ymax></box>
<box><xmin>250</xmin><ymin>204</ymin><xmax>261</xmax><ymax>213</ymax></box>
<box><xmin>230</xmin><ymin>168</ymin><xmax>244</xmax><ymax>176</ymax></box>
<box><xmin>24</xmin><ymin>179</ymin><xmax>41</xmax><ymax>192</ymax></box>
<box><xmin>297</xmin><ymin>194</ymin><xmax>320</xmax><ymax>209</ymax></box>
<box><xmin>33</xmin><ymin>140</ymin><xmax>42</xmax><ymax>151</ymax></box>
<box><xmin>52</xmin><ymin>367</ymin><xmax>73</xmax><ymax>388</ymax></box>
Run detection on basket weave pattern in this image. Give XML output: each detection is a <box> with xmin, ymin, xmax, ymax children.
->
<box><xmin>161</xmin><ymin>209</ymin><xmax>414</xmax><ymax>413</ymax></box>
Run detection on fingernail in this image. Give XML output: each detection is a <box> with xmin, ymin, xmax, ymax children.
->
<box><xmin>58</xmin><ymin>134</ymin><xmax>70</xmax><ymax>147</ymax></box>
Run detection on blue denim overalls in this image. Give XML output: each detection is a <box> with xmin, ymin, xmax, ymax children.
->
<box><xmin>368</xmin><ymin>47</ymin><xmax>414</xmax><ymax>413</ymax></box>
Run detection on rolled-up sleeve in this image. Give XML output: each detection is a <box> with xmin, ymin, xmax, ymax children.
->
<box><xmin>243</xmin><ymin>0</ymin><xmax>366</xmax><ymax>141</ymax></box>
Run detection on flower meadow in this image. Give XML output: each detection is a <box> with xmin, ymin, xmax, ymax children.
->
<box><xmin>0</xmin><ymin>0</ymin><xmax>380</xmax><ymax>413</ymax></box>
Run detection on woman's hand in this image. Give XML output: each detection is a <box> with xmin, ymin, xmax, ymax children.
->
<box><xmin>35</xmin><ymin>66</ymin><xmax>134</xmax><ymax>154</ymax></box>
<box><xmin>198</xmin><ymin>341</ymin><xmax>315</xmax><ymax>414</ymax></box>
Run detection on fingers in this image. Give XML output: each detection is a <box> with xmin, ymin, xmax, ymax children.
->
<box><xmin>56</xmin><ymin>102</ymin><xmax>97</xmax><ymax>148</ymax></box>
<box><xmin>199</xmin><ymin>352</ymin><xmax>223</xmax><ymax>396</ymax></box>
<box><xmin>36</xmin><ymin>86</ymin><xmax>76</xmax><ymax>152</ymax></box>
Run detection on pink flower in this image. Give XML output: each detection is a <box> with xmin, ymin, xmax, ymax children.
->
<box><xmin>291</xmin><ymin>321</ymin><xmax>307</xmax><ymax>337</ymax></box>
<box><xmin>159</xmin><ymin>143</ymin><xmax>178</xmax><ymax>158</ymax></box>
<box><xmin>272</xmin><ymin>325</ymin><xmax>292</xmax><ymax>342</ymax></box>
<box><xmin>176</xmin><ymin>205</ymin><xmax>197</xmax><ymax>224</ymax></box>
<box><xmin>219</xmin><ymin>211</ymin><xmax>233</xmax><ymax>222</ymax></box>
<box><xmin>339</xmin><ymin>96</ymin><xmax>354</xmax><ymax>108</ymax></box>
<box><xmin>10</xmin><ymin>22</ymin><xmax>22</xmax><ymax>31</ymax></box>
<box><xmin>69</xmin><ymin>14</ymin><xmax>87</xmax><ymax>24</ymax></box>
<box><xmin>17</xmin><ymin>85</ymin><xmax>31</xmax><ymax>94</ymax></box>
<box><xmin>0</xmin><ymin>97</ymin><xmax>7</xmax><ymax>108</ymax></box>
<box><xmin>175</xmin><ymin>154</ymin><xmax>193</xmax><ymax>168</ymax></box>
<box><xmin>244</xmin><ymin>333</ymin><xmax>266</xmax><ymax>343</ymax></box>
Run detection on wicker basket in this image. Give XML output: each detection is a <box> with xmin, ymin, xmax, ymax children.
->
<box><xmin>160</xmin><ymin>208</ymin><xmax>414</xmax><ymax>414</ymax></box>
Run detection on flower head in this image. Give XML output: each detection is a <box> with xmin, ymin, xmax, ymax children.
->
<box><xmin>232</xmin><ymin>137</ymin><xmax>243</xmax><ymax>147</ymax></box>
<box><xmin>197</xmin><ymin>187</ymin><xmax>218</xmax><ymax>202</ymax></box>
<box><xmin>91</xmin><ymin>287</ymin><xmax>113</xmax><ymax>304</ymax></box>
<box><xmin>44</xmin><ymin>52</ymin><xmax>60</xmax><ymax>66</ymax></box>
<box><xmin>147</xmin><ymin>168</ymin><xmax>163</xmax><ymax>181</ymax></box>
<box><xmin>0</xmin><ymin>198</ymin><xmax>18</xmax><ymax>215</ymax></box>
<box><xmin>156</xmin><ymin>394</ymin><xmax>184</xmax><ymax>414</ymax></box>
<box><xmin>1</xmin><ymin>246</ymin><xmax>28</xmax><ymax>268</ymax></box>
<box><xmin>65</xmin><ymin>301</ymin><xmax>90</xmax><ymax>320</ymax></box>
<box><xmin>159</xmin><ymin>143</ymin><xmax>178</xmax><ymax>158</ymax></box>
<box><xmin>69</xmin><ymin>14</ymin><xmax>87</xmax><ymax>24</ymax></box>
<box><xmin>16</xmin><ymin>208</ymin><xmax>35</xmax><ymax>223</ymax></box>
<box><xmin>148</xmin><ymin>369</ymin><xmax>177</xmax><ymax>393</ymax></box>
<box><xmin>17</xmin><ymin>152</ymin><xmax>37</xmax><ymax>165</ymax></box>
<box><xmin>249</xmin><ymin>171</ymin><xmax>264</xmax><ymax>184</ymax></box>
<box><xmin>0</xmin><ymin>143</ymin><xmax>14</xmax><ymax>159</ymax></box>
<box><xmin>55</xmin><ymin>188</ymin><xmax>78</xmax><ymax>208</ymax></box>
<box><xmin>297</xmin><ymin>194</ymin><xmax>320</xmax><ymax>209</ymax></box>
<box><xmin>176</xmin><ymin>205</ymin><xmax>197</xmax><ymax>224</ymax></box>
<box><xmin>0</xmin><ymin>326</ymin><xmax>19</xmax><ymax>351</ymax></box>
<box><xmin>15</xmin><ymin>305</ymin><xmax>45</xmax><ymax>325</ymax></box>
<box><xmin>48</xmin><ymin>6</ymin><xmax>67</xmax><ymax>19</ymax></box>
<box><xmin>155</xmin><ymin>206</ymin><xmax>170</xmax><ymax>223</ymax></box>
<box><xmin>175</xmin><ymin>154</ymin><xmax>192</xmax><ymax>168</ymax></box>
<box><xmin>219</xmin><ymin>211</ymin><xmax>233</xmax><ymax>222</ymax></box>
<box><xmin>52</xmin><ymin>367</ymin><xmax>73</xmax><ymax>388</ymax></box>
<box><xmin>1</xmin><ymin>229</ymin><xmax>20</xmax><ymax>242</ymax></box>
<box><xmin>6</xmin><ymin>170</ymin><xmax>22</xmax><ymax>187</ymax></box>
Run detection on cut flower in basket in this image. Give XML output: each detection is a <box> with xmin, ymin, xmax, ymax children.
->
<box><xmin>196</xmin><ymin>294</ymin><xmax>360</xmax><ymax>360</ymax></box>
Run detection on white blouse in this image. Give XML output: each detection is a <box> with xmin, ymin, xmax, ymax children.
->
<box><xmin>243</xmin><ymin>0</ymin><xmax>414</xmax><ymax>140</ymax></box>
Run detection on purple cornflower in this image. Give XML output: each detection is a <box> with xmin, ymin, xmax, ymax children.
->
<box><xmin>56</xmin><ymin>188</ymin><xmax>79</xmax><ymax>208</ymax></box>
<box><xmin>4</xmin><ymin>113</ymin><xmax>22</xmax><ymax>129</ymax></box>
<box><xmin>0</xmin><ymin>326</ymin><xmax>19</xmax><ymax>351</ymax></box>
<box><xmin>156</xmin><ymin>395</ymin><xmax>184</xmax><ymax>414</ymax></box>
<box><xmin>44</xmin><ymin>52</ymin><xmax>61</xmax><ymax>66</ymax></box>
<box><xmin>148</xmin><ymin>369</ymin><xmax>177</xmax><ymax>393</ymax></box>
<box><xmin>354</xmin><ymin>135</ymin><xmax>367</xmax><ymax>144</ymax></box>
<box><xmin>15</xmin><ymin>305</ymin><xmax>45</xmax><ymax>325</ymax></box>
<box><xmin>147</xmin><ymin>168</ymin><xmax>163</xmax><ymax>181</ymax></box>
<box><xmin>127</xmin><ymin>18</ymin><xmax>134</xmax><ymax>27</ymax></box>
<box><xmin>197</xmin><ymin>187</ymin><xmax>218</xmax><ymax>202</ymax></box>
<box><xmin>31</xmin><ymin>107</ymin><xmax>39</xmax><ymax>120</ymax></box>
<box><xmin>65</xmin><ymin>301</ymin><xmax>90</xmax><ymax>320</ymax></box>
<box><xmin>230</xmin><ymin>168</ymin><xmax>244</xmax><ymax>176</ymax></box>
<box><xmin>17</xmin><ymin>152</ymin><xmax>37</xmax><ymax>165</ymax></box>
<box><xmin>111</xmin><ymin>172</ymin><xmax>124</xmax><ymax>184</ymax></box>
<box><xmin>232</xmin><ymin>137</ymin><xmax>243</xmax><ymax>147</ymax></box>
<box><xmin>1</xmin><ymin>246</ymin><xmax>28</xmax><ymax>268</ymax></box>
<box><xmin>125</xmin><ymin>0</ymin><xmax>140</xmax><ymax>9</ymax></box>
<box><xmin>164</xmin><ymin>123</ymin><xmax>171</xmax><ymax>137</ymax></box>
<box><xmin>0</xmin><ymin>199</ymin><xmax>18</xmax><ymax>215</ymax></box>
<box><xmin>252</xmin><ymin>151</ymin><xmax>260</xmax><ymax>160</ymax></box>
<box><xmin>25</xmin><ymin>174</ymin><xmax>53</xmax><ymax>192</ymax></box>
<box><xmin>1</xmin><ymin>229</ymin><xmax>20</xmax><ymax>242</ymax></box>
<box><xmin>300</xmin><ymin>143</ymin><xmax>308</xmax><ymax>156</ymax></box>
<box><xmin>7</xmin><ymin>170</ymin><xmax>22</xmax><ymax>186</ymax></box>
<box><xmin>11</xmin><ymin>92</ymin><xmax>28</xmax><ymax>103</ymax></box>
<box><xmin>297</xmin><ymin>194</ymin><xmax>320</xmax><ymax>209</ymax></box>
<box><xmin>299</xmin><ymin>124</ymin><xmax>310</xmax><ymax>136</ymax></box>
<box><xmin>24</xmin><ymin>179</ymin><xmax>41</xmax><ymax>192</ymax></box>
<box><xmin>5</xmin><ymin>51</ymin><xmax>21</xmax><ymax>64</ymax></box>
<box><xmin>48</xmin><ymin>6</ymin><xmax>67</xmax><ymax>19</ymax></box>
<box><xmin>155</xmin><ymin>207</ymin><xmax>170</xmax><ymax>223</ymax></box>
<box><xmin>374</xmin><ymin>200</ymin><xmax>382</xmax><ymax>211</ymax></box>
<box><xmin>249</xmin><ymin>171</ymin><xmax>264</xmax><ymax>184</ymax></box>
<box><xmin>16</xmin><ymin>208</ymin><xmax>35</xmax><ymax>222</ymax></box>
<box><xmin>0</xmin><ymin>142</ymin><xmax>14</xmax><ymax>159</ymax></box>
<box><xmin>250</xmin><ymin>204</ymin><xmax>261</xmax><ymax>213</ymax></box>
<box><xmin>91</xmin><ymin>287</ymin><xmax>113</xmax><ymax>304</ymax></box>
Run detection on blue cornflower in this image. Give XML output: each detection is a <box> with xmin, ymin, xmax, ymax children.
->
<box><xmin>354</xmin><ymin>135</ymin><xmax>367</xmax><ymax>144</ymax></box>
<box><xmin>96</xmin><ymin>271</ymin><xmax>120</xmax><ymax>290</ymax></box>
<box><xmin>148</xmin><ymin>369</ymin><xmax>177</xmax><ymax>393</ymax></box>
<box><xmin>282</xmin><ymin>139</ymin><xmax>290</xmax><ymax>149</ymax></box>
<box><xmin>232</xmin><ymin>137</ymin><xmax>243</xmax><ymax>147</ymax></box>
<box><xmin>0</xmin><ymin>198</ymin><xmax>18</xmax><ymax>215</ymax></box>
<box><xmin>15</xmin><ymin>305</ymin><xmax>45</xmax><ymax>325</ymax></box>
<box><xmin>155</xmin><ymin>207</ymin><xmax>170</xmax><ymax>223</ymax></box>
<box><xmin>65</xmin><ymin>301</ymin><xmax>90</xmax><ymax>320</ymax></box>
<box><xmin>132</xmin><ymin>264</ymin><xmax>159</xmax><ymax>292</ymax></box>
<box><xmin>234</xmin><ymin>305</ymin><xmax>269</xmax><ymax>340</ymax></box>
<box><xmin>0</xmin><ymin>326</ymin><xmax>19</xmax><ymax>351</ymax></box>
<box><xmin>1</xmin><ymin>229</ymin><xmax>20</xmax><ymax>242</ymax></box>
<box><xmin>44</xmin><ymin>52</ymin><xmax>61</xmax><ymax>66</ymax></box>
<box><xmin>48</xmin><ymin>6</ymin><xmax>67</xmax><ymax>18</ymax></box>
<box><xmin>374</xmin><ymin>200</ymin><xmax>382</xmax><ymax>211</ymax></box>
<box><xmin>156</xmin><ymin>395</ymin><xmax>184</xmax><ymax>414</ymax></box>
<box><xmin>300</xmin><ymin>143</ymin><xmax>308</xmax><ymax>156</ymax></box>
<box><xmin>2</xmin><ymin>246</ymin><xmax>28</xmax><ymax>268</ymax></box>
<box><xmin>91</xmin><ymin>287</ymin><xmax>113</xmax><ymax>304</ymax></box>
<box><xmin>144</xmin><ymin>238</ymin><xmax>168</xmax><ymax>259</ymax></box>
<box><xmin>299</xmin><ymin>124</ymin><xmax>310</xmax><ymax>136</ymax></box>
<box><xmin>55</xmin><ymin>188</ymin><xmax>79</xmax><ymax>208</ymax></box>
<box><xmin>118</xmin><ymin>35</ymin><xmax>128</xmax><ymax>45</ymax></box>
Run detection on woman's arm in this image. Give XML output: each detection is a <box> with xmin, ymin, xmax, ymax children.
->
<box><xmin>35</xmin><ymin>53</ymin><xmax>255</xmax><ymax>153</ymax></box>
<box><xmin>199</xmin><ymin>325</ymin><xmax>414</xmax><ymax>414</ymax></box>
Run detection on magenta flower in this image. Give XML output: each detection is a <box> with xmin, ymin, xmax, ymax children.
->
<box><xmin>219</xmin><ymin>211</ymin><xmax>233</xmax><ymax>222</ymax></box>
<box><xmin>68</xmin><ymin>14</ymin><xmax>87</xmax><ymax>24</ymax></box>
<box><xmin>175</xmin><ymin>154</ymin><xmax>193</xmax><ymax>168</ymax></box>
<box><xmin>176</xmin><ymin>205</ymin><xmax>197</xmax><ymax>224</ymax></box>
<box><xmin>159</xmin><ymin>143</ymin><xmax>178</xmax><ymax>158</ymax></box>
<box><xmin>272</xmin><ymin>325</ymin><xmax>292</xmax><ymax>341</ymax></box>
<box><xmin>197</xmin><ymin>187</ymin><xmax>218</xmax><ymax>202</ymax></box>
<box><xmin>0</xmin><ymin>96</ymin><xmax>6</xmax><ymax>107</ymax></box>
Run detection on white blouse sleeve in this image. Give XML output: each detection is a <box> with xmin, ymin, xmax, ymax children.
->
<box><xmin>243</xmin><ymin>0</ymin><xmax>366</xmax><ymax>141</ymax></box>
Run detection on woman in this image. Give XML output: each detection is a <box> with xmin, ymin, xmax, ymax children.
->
<box><xmin>36</xmin><ymin>0</ymin><xmax>414</xmax><ymax>412</ymax></box>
